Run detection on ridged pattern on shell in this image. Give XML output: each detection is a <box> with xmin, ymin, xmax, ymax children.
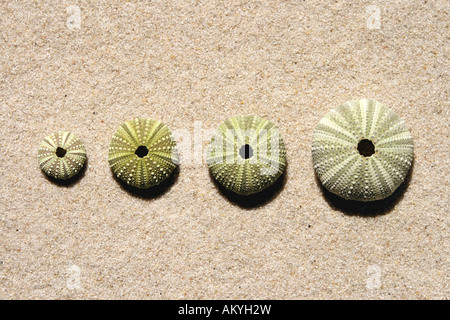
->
<box><xmin>38</xmin><ymin>131</ymin><xmax>87</xmax><ymax>180</ymax></box>
<box><xmin>312</xmin><ymin>99</ymin><xmax>414</xmax><ymax>201</ymax></box>
<box><xmin>207</xmin><ymin>115</ymin><xmax>286</xmax><ymax>195</ymax></box>
<box><xmin>108</xmin><ymin>118</ymin><xmax>179</xmax><ymax>189</ymax></box>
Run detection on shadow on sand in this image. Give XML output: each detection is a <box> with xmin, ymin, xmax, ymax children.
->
<box><xmin>111</xmin><ymin>166</ymin><xmax>179</xmax><ymax>200</ymax></box>
<box><xmin>210</xmin><ymin>165</ymin><xmax>288</xmax><ymax>209</ymax></box>
<box><xmin>315</xmin><ymin>160</ymin><xmax>414</xmax><ymax>217</ymax></box>
<box><xmin>41</xmin><ymin>158</ymin><xmax>88</xmax><ymax>187</ymax></box>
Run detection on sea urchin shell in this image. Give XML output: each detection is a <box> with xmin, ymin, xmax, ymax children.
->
<box><xmin>108</xmin><ymin>118</ymin><xmax>179</xmax><ymax>189</ymax></box>
<box><xmin>312</xmin><ymin>99</ymin><xmax>414</xmax><ymax>201</ymax></box>
<box><xmin>38</xmin><ymin>131</ymin><xmax>87</xmax><ymax>180</ymax></box>
<box><xmin>207</xmin><ymin>115</ymin><xmax>286</xmax><ymax>195</ymax></box>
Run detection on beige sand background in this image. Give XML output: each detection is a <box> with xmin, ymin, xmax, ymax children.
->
<box><xmin>0</xmin><ymin>0</ymin><xmax>448</xmax><ymax>299</ymax></box>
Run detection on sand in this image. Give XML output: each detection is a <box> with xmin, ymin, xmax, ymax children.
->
<box><xmin>0</xmin><ymin>0</ymin><xmax>448</xmax><ymax>299</ymax></box>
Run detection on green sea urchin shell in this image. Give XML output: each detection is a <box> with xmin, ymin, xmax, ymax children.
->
<box><xmin>207</xmin><ymin>115</ymin><xmax>286</xmax><ymax>195</ymax></box>
<box><xmin>38</xmin><ymin>131</ymin><xmax>87</xmax><ymax>180</ymax></box>
<box><xmin>312</xmin><ymin>99</ymin><xmax>414</xmax><ymax>202</ymax></box>
<box><xmin>108</xmin><ymin>118</ymin><xmax>179</xmax><ymax>189</ymax></box>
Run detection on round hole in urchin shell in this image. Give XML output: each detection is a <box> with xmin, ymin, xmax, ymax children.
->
<box><xmin>135</xmin><ymin>145</ymin><xmax>149</xmax><ymax>158</ymax></box>
<box><xmin>239</xmin><ymin>144</ymin><xmax>253</xmax><ymax>159</ymax></box>
<box><xmin>357</xmin><ymin>139</ymin><xmax>375</xmax><ymax>157</ymax></box>
<box><xmin>55</xmin><ymin>147</ymin><xmax>67</xmax><ymax>158</ymax></box>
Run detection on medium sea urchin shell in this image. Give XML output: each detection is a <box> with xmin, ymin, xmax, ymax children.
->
<box><xmin>108</xmin><ymin>118</ymin><xmax>179</xmax><ymax>189</ymax></box>
<box><xmin>312</xmin><ymin>99</ymin><xmax>414</xmax><ymax>201</ymax></box>
<box><xmin>38</xmin><ymin>131</ymin><xmax>87</xmax><ymax>180</ymax></box>
<box><xmin>207</xmin><ymin>115</ymin><xmax>286</xmax><ymax>195</ymax></box>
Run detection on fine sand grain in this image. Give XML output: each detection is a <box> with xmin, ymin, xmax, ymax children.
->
<box><xmin>0</xmin><ymin>0</ymin><xmax>448</xmax><ymax>299</ymax></box>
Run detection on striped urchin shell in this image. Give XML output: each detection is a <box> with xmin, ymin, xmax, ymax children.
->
<box><xmin>38</xmin><ymin>131</ymin><xmax>87</xmax><ymax>180</ymax></box>
<box><xmin>312</xmin><ymin>99</ymin><xmax>414</xmax><ymax>202</ymax></box>
<box><xmin>207</xmin><ymin>115</ymin><xmax>286</xmax><ymax>195</ymax></box>
<box><xmin>108</xmin><ymin>118</ymin><xmax>179</xmax><ymax>189</ymax></box>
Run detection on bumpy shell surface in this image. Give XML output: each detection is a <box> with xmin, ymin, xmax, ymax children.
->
<box><xmin>38</xmin><ymin>131</ymin><xmax>87</xmax><ymax>180</ymax></box>
<box><xmin>108</xmin><ymin>118</ymin><xmax>179</xmax><ymax>189</ymax></box>
<box><xmin>312</xmin><ymin>99</ymin><xmax>414</xmax><ymax>201</ymax></box>
<box><xmin>207</xmin><ymin>115</ymin><xmax>286</xmax><ymax>195</ymax></box>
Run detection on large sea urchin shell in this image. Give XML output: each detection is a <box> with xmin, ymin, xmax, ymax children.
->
<box><xmin>312</xmin><ymin>99</ymin><xmax>414</xmax><ymax>201</ymax></box>
<box><xmin>38</xmin><ymin>131</ymin><xmax>87</xmax><ymax>180</ymax></box>
<box><xmin>108</xmin><ymin>118</ymin><xmax>179</xmax><ymax>189</ymax></box>
<box><xmin>207</xmin><ymin>115</ymin><xmax>287</xmax><ymax>195</ymax></box>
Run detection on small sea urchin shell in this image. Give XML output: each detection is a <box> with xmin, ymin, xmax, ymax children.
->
<box><xmin>312</xmin><ymin>99</ymin><xmax>414</xmax><ymax>201</ymax></box>
<box><xmin>207</xmin><ymin>115</ymin><xmax>287</xmax><ymax>195</ymax></box>
<box><xmin>108</xmin><ymin>118</ymin><xmax>179</xmax><ymax>189</ymax></box>
<box><xmin>38</xmin><ymin>131</ymin><xmax>87</xmax><ymax>180</ymax></box>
